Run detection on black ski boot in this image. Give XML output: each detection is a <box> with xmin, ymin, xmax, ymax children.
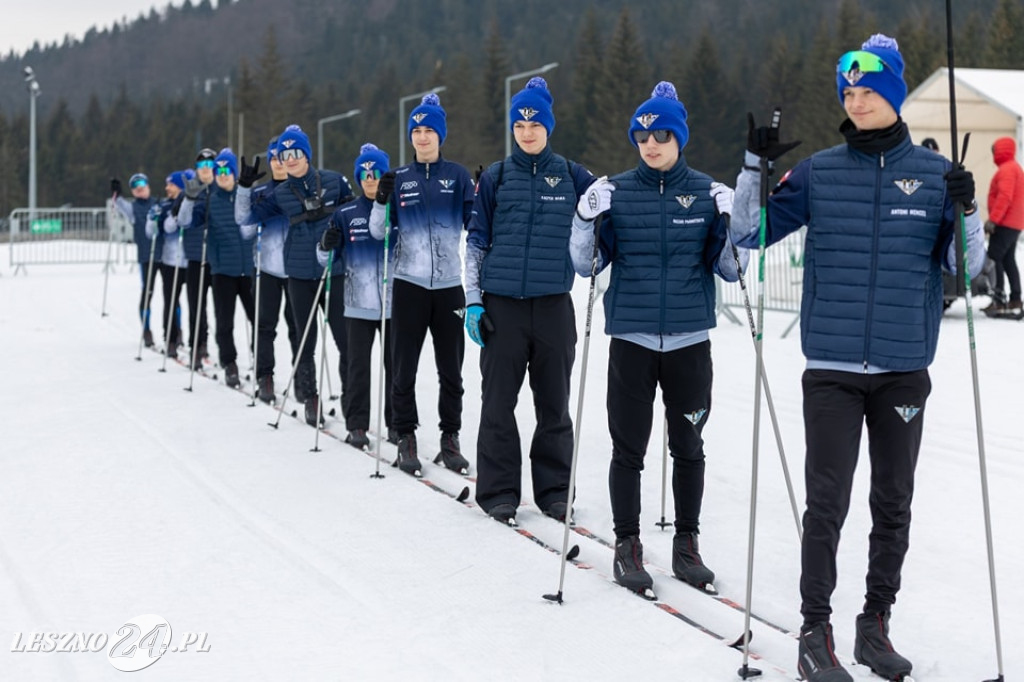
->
<box><xmin>346</xmin><ymin>429</ymin><xmax>370</xmax><ymax>450</ymax></box>
<box><xmin>543</xmin><ymin>501</ymin><xmax>572</xmax><ymax>523</ymax></box>
<box><xmin>672</xmin><ymin>531</ymin><xmax>715</xmax><ymax>590</ymax></box>
<box><xmin>434</xmin><ymin>432</ymin><xmax>469</xmax><ymax>474</ymax></box>
<box><xmin>257</xmin><ymin>375</ymin><xmax>275</xmax><ymax>404</ymax></box>
<box><xmin>488</xmin><ymin>503</ymin><xmax>517</xmax><ymax>525</ymax></box>
<box><xmin>393</xmin><ymin>433</ymin><xmax>422</xmax><ymax>476</ymax></box>
<box><xmin>854</xmin><ymin>611</ymin><xmax>912</xmax><ymax>681</ymax></box>
<box><xmin>143</xmin><ymin>329</ymin><xmax>154</xmax><ymax>348</ymax></box>
<box><xmin>225</xmin><ymin>362</ymin><xmax>240</xmax><ymax>388</ymax></box>
<box><xmin>386</xmin><ymin>428</ymin><xmax>400</xmax><ymax>445</ymax></box>
<box><xmin>304</xmin><ymin>396</ymin><xmax>321</xmax><ymax>427</ymax></box>
<box><xmin>797</xmin><ymin>622</ymin><xmax>852</xmax><ymax>682</ymax></box>
<box><xmin>612</xmin><ymin>535</ymin><xmax>655</xmax><ymax>598</ymax></box>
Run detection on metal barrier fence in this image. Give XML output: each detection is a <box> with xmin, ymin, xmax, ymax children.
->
<box><xmin>717</xmin><ymin>228</ymin><xmax>805</xmax><ymax>337</ymax></box>
<box><xmin>5</xmin><ymin>204</ymin><xmax>133</xmax><ymax>274</ymax></box>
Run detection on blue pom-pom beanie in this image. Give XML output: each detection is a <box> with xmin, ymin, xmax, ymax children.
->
<box><xmin>353</xmin><ymin>143</ymin><xmax>390</xmax><ymax>183</ymax></box>
<box><xmin>214</xmin><ymin>148</ymin><xmax>237</xmax><ymax>177</ymax></box>
<box><xmin>408</xmin><ymin>93</ymin><xmax>447</xmax><ymax>145</ymax></box>
<box><xmin>628</xmin><ymin>81</ymin><xmax>689</xmax><ymax>151</ymax></box>
<box><xmin>276</xmin><ymin>124</ymin><xmax>313</xmax><ymax>163</ymax></box>
<box><xmin>836</xmin><ymin>34</ymin><xmax>907</xmax><ymax>114</ymax></box>
<box><xmin>166</xmin><ymin>171</ymin><xmax>187</xmax><ymax>189</ymax></box>
<box><xmin>510</xmin><ymin>76</ymin><xmax>555</xmax><ymax>136</ymax></box>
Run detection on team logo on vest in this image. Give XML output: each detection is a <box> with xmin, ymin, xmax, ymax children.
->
<box><xmin>411</xmin><ymin>113</ymin><xmax>428</xmax><ymax>124</ymax></box>
<box><xmin>438</xmin><ymin>179</ymin><xmax>455</xmax><ymax>189</ymax></box>
<box><xmin>636</xmin><ymin>113</ymin><xmax>659</xmax><ymax>129</ymax></box>
<box><xmin>676</xmin><ymin>194</ymin><xmax>696</xmax><ymax>209</ymax></box>
<box><xmin>545</xmin><ymin>176</ymin><xmax>562</xmax><ymax>188</ymax></box>
<box><xmin>894</xmin><ymin>404</ymin><xmax>921</xmax><ymax>423</ymax></box>
<box><xmin>683</xmin><ymin>408</ymin><xmax>707</xmax><ymax>425</ymax></box>
<box><xmin>894</xmin><ymin>178</ymin><xmax>923</xmax><ymax>196</ymax></box>
<box><xmin>518</xmin><ymin>107</ymin><xmax>538</xmax><ymax>120</ymax></box>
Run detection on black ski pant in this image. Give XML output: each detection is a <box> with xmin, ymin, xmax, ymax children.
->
<box><xmin>345</xmin><ymin>317</ymin><xmax>393</xmax><ymax>432</ymax></box>
<box><xmin>474</xmin><ymin>293</ymin><xmax>576</xmax><ymax>514</ymax></box>
<box><xmin>158</xmin><ymin>263</ymin><xmax>185</xmax><ymax>347</ymax></box>
<box><xmin>210</xmin><ymin>274</ymin><xmax>255</xmax><ymax>368</ymax></box>
<box><xmin>799</xmin><ymin>368</ymin><xmax>930</xmax><ymax>625</ymax></box>
<box><xmin>607</xmin><ymin>339</ymin><xmax>713</xmax><ymax>539</ymax></box>
<box><xmin>389</xmin><ymin>279</ymin><xmax>465</xmax><ymax>435</ymax></box>
<box><xmin>185</xmin><ymin>260</ymin><xmax>211</xmax><ymax>351</ymax></box>
<box><xmin>288</xmin><ymin>275</ymin><xmax>347</xmax><ymax>408</ymax></box>
<box><xmin>987</xmin><ymin>224</ymin><xmax>1022</xmax><ymax>303</ymax></box>
<box><xmin>255</xmin><ymin>273</ymin><xmax>298</xmax><ymax>380</ymax></box>
<box><xmin>137</xmin><ymin>261</ymin><xmax>159</xmax><ymax>331</ymax></box>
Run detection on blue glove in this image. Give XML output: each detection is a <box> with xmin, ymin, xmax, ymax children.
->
<box><xmin>465</xmin><ymin>304</ymin><xmax>493</xmax><ymax>348</ymax></box>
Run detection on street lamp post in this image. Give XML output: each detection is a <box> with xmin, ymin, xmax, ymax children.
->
<box><xmin>24</xmin><ymin>67</ymin><xmax>41</xmax><ymax>218</ymax></box>
<box><xmin>505</xmin><ymin>63</ymin><xmax>558</xmax><ymax>157</ymax></box>
<box><xmin>398</xmin><ymin>86</ymin><xmax>446</xmax><ymax>167</ymax></box>
<box><xmin>204</xmin><ymin>76</ymin><xmax>232</xmax><ymax>148</ymax></box>
<box><xmin>317</xmin><ymin>109</ymin><xmax>362</xmax><ymax>170</ymax></box>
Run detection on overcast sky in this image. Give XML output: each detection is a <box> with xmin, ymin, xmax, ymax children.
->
<box><xmin>2</xmin><ymin>2</ymin><xmax>187</xmax><ymax>57</ymax></box>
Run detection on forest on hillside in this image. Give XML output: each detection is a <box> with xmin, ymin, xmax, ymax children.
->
<box><xmin>0</xmin><ymin>0</ymin><xmax>1021</xmax><ymax>216</ymax></box>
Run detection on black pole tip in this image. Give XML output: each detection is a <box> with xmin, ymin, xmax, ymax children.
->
<box><xmin>566</xmin><ymin>545</ymin><xmax>580</xmax><ymax>561</ymax></box>
<box><xmin>542</xmin><ymin>592</ymin><xmax>564</xmax><ymax>604</ymax></box>
<box><xmin>267</xmin><ymin>422</ymin><xmax>279</xmax><ymax>429</ymax></box>
<box><xmin>370</xmin><ymin>473</ymin><xmax>385</xmax><ymax>479</ymax></box>
<box><xmin>737</xmin><ymin>665</ymin><xmax>762</xmax><ymax>679</ymax></box>
<box><xmin>456</xmin><ymin>487</ymin><xmax>470</xmax><ymax>503</ymax></box>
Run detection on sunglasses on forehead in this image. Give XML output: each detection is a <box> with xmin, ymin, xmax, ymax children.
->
<box><xmin>279</xmin><ymin>148</ymin><xmax>305</xmax><ymax>162</ymax></box>
<box><xmin>837</xmin><ymin>50</ymin><xmax>891</xmax><ymax>84</ymax></box>
<box><xmin>359</xmin><ymin>169</ymin><xmax>382</xmax><ymax>181</ymax></box>
<box><xmin>196</xmin><ymin>159</ymin><xmax>215</xmax><ymax>169</ymax></box>
<box><xmin>130</xmin><ymin>178</ymin><xmax>148</xmax><ymax>189</ymax></box>
<box><xmin>632</xmin><ymin>129</ymin><xmax>673</xmax><ymax>145</ymax></box>
<box><xmin>215</xmin><ymin>166</ymin><xmax>233</xmax><ymax>176</ymax></box>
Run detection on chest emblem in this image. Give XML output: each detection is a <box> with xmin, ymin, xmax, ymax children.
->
<box><xmin>676</xmin><ymin>194</ymin><xmax>696</xmax><ymax>209</ymax></box>
<box><xmin>894</xmin><ymin>179</ymin><xmax>923</xmax><ymax>196</ymax></box>
<box><xmin>545</xmin><ymin>176</ymin><xmax>562</xmax><ymax>188</ymax></box>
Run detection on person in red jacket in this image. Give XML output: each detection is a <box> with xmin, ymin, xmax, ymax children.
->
<box><xmin>983</xmin><ymin>136</ymin><xmax>1024</xmax><ymax>316</ymax></box>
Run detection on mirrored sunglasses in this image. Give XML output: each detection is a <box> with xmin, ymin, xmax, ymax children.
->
<box><xmin>196</xmin><ymin>160</ymin><xmax>215</xmax><ymax>169</ymax></box>
<box><xmin>215</xmin><ymin>166</ymin><xmax>233</xmax><ymax>176</ymax></box>
<box><xmin>632</xmin><ymin>129</ymin><xmax>673</xmax><ymax>145</ymax></box>
<box><xmin>837</xmin><ymin>50</ymin><xmax>890</xmax><ymax>85</ymax></box>
<box><xmin>359</xmin><ymin>169</ymin><xmax>382</xmax><ymax>181</ymax></box>
<box><xmin>279</xmin><ymin>148</ymin><xmax>305</xmax><ymax>162</ymax></box>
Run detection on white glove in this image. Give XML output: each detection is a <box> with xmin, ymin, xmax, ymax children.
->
<box><xmin>710</xmin><ymin>182</ymin><xmax>734</xmax><ymax>216</ymax></box>
<box><xmin>576</xmin><ymin>177</ymin><xmax>615</xmax><ymax>221</ymax></box>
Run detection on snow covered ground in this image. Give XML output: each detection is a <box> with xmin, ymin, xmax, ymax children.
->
<box><xmin>1</xmin><ymin>258</ymin><xmax>1020</xmax><ymax>681</ymax></box>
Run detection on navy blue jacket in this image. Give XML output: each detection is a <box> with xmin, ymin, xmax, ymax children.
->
<box><xmin>598</xmin><ymin>157</ymin><xmax>727</xmax><ymax>335</ymax></box>
<box><xmin>191</xmin><ymin>185</ymin><xmax>253</xmax><ymax>277</ymax></box>
<box><xmin>268</xmin><ymin>168</ymin><xmax>352</xmax><ymax>280</ymax></box>
<box><xmin>466</xmin><ymin>145</ymin><xmax>594</xmax><ymax>303</ymax></box>
<box><xmin>326</xmin><ymin>196</ymin><xmax>394</xmax><ymax>320</ymax></box>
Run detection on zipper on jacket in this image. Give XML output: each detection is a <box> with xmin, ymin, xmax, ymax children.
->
<box><xmin>660</xmin><ymin>174</ymin><xmax>668</xmax><ymax>331</ymax></box>
<box><xmin>863</xmin><ymin>151</ymin><xmax>884</xmax><ymax>371</ymax></box>
<box><xmin>424</xmin><ymin>161</ymin><xmax>434</xmax><ymax>287</ymax></box>
<box><xmin>520</xmin><ymin>161</ymin><xmax>538</xmax><ymax>298</ymax></box>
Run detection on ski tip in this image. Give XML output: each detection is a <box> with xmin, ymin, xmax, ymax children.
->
<box><xmin>566</xmin><ymin>544</ymin><xmax>581</xmax><ymax>561</ymax></box>
<box><xmin>702</xmin><ymin>582</ymin><xmax>718</xmax><ymax>595</ymax></box>
<box><xmin>456</xmin><ymin>486</ymin><xmax>470</xmax><ymax>503</ymax></box>
<box><xmin>328</xmin><ymin>408</ymin><xmax>337</xmax><ymax>416</ymax></box>
<box><xmin>638</xmin><ymin>588</ymin><xmax>658</xmax><ymax>601</ymax></box>
<box><xmin>727</xmin><ymin>630</ymin><xmax>753</xmax><ymax>649</ymax></box>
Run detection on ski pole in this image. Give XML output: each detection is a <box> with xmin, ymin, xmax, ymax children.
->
<box><xmin>372</xmin><ymin>205</ymin><xmax>391</xmax><ymax>479</ymax></box>
<box><xmin>101</xmin><ymin>192</ymin><xmax>117</xmax><ymax>317</ymax></box>
<box><xmin>738</xmin><ymin>115</ymin><xmax>782</xmax><ymax>679</ymax></box>
<box><xmin>727</xmin><ymin>221</ymin><xmax>801</xmax><ymax>543</ymax></box>
<box><xmin>269</xmin><ymin>267</ymin><xmax>328</xmax><ymax>429</ymax></box>
<box><xmin>249</xmin><ymin>223</ymin><xmax>262</xmax><ymax>405</ymax></box>
<box><xmin>656</xmin><ymin>411</ymin><xmax>671</xmax><ymax>529</ymax></box>
<box><xmin>135</xmin><ymin>215</ymin><xmax>160</xmax><ymax>360</ymax></box>
<box><xmin>186</xmin><ymin>203</ymin><xmax>211</xmax><ymax>393</ymax></box>
<box><xmin>945</xmin><ymin>4</ymin><xmax>1003</xmax><ymax>679</ymax></box>
<box><xmin>544</xmin><ymin>207</ymin><xmax>606</xmax><ymax>605</ymax></box>
<box><xmin>160</xmin><ymin>220</ymin><xmax>185</xmax><ymax>373</ymax></box>
<box><xmin>312</xmin><ymin>255</ymin><xmax>335</xmax><ymax>452</ymax></box>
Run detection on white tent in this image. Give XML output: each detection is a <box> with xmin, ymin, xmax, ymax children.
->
<box><xmin>902</xmin><ymin>67</ymin><xmax>1024</xmax><ymax>218</ymax></box>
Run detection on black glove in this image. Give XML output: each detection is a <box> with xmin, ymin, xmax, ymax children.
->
<box><xmin>320</xmin><ymin>223</ymin><xmax>341</xmax><ymax>251</ymax></box>
<box><xmin>183</xmin><ymin>175</ymin><xmax>204</xmax><ymax>200</ymax></box>
<box><xmin>376</xmin><ymin>171</ymin><xmax>396</xmax><ymax>205</ymax></box>
<box><xmin>237</xmin><ymin>155</ymin><xmax>265</xmax><ymax>189</ymax></box>
<box><xmin>474</xmin><ymin>165</ymin><xmax>485</xmax><ymax>185</ymax></box>
<box><xmin>110</xmin><ymin>178</ymin><xmax>122</xmax><ymax>196</ymax></box>
<box><xmin>747</xmin><ymin>110</ymin><xmax>801</xmax><ymax>161</ymax></box>
<box><xmin>944</xmin><ymin>166</ymin><xmax>975</xmax><ymax>208</ymax></box>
